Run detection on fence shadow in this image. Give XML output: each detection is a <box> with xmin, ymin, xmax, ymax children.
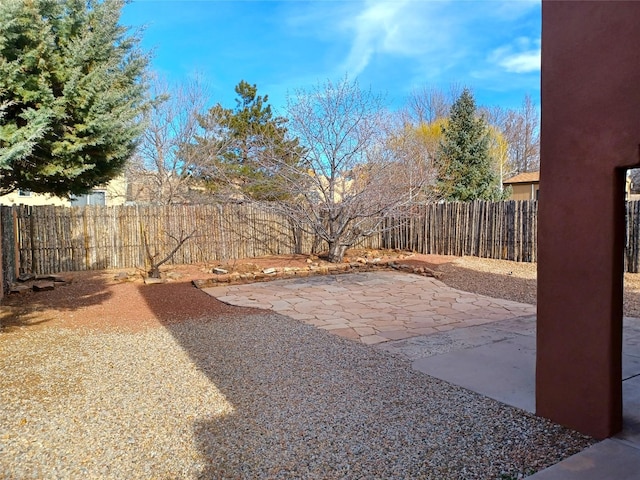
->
<box><xmin>136</xmin><ymin>279</ymin><xmax>393</xmax><ymax>476</ymax></box>
<box><xmin>135</xmin><ymin>280</ymin><xmax>274</xmax><ymax>475</ymax></box>
<box><xmin>135</xmin><ymin>276</ymin><xmax>590</xmax><ymax>477</ymax></box>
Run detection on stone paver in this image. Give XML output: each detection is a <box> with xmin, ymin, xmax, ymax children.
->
<box><xmin>203</xmin><ymin>271</ymin><xmax>535</xmax><ymax>344</ymax></box>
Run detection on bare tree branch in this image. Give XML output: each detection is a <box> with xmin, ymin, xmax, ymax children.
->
<box><xmin>126</xmin><ymin>74</ymin><xmax>216</xmax><ymax>205</ymax></box>
<box><xmin>244</xmin><ymin>76</ymin><xmax>438</xmax><ymax>262</ymax></box>
<box><xmin>143</xmin><ymin>228</ymin><xmax>197</xmax><ymax>278</ymax></box>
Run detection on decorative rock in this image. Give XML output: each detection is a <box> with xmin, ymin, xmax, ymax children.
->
<box><xmin>115</xmin><ymin>272</ymin><xmax>129</xmax><ymax>281</ymax></box>
<box><xmin>36</xmin><ymin>274</ymin><xmax>68</xmax><ymax>283</ymax></box>
<box><xmin>192</xmin><ymin>250</ymin><xmax>446</xmax><ymax>292</ymax></box>
<box><xmin>32</xmin><ymin>281</ymin><xmax>55</xmax><ymax>291</ymax></box>
<box><xmin>17</xmin><ymin>273</ymin><xmax>36</xmax><ymax>282</ymax></box>
<box><xmin>144</xmin><ymin>277</ymin><xmax>165</xmax><ymax>285</ymax></box>
<box><xmin>9</xmin><ymin>284</ymin><xmax>31</xmax><ymax>294</ymax></box>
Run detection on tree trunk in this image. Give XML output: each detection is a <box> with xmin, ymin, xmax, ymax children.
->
<box><xmin>327</xmin><ymin>242</ymin><xmax>347</xmax><ymax>263</ymax></box>
<box><xmin>311</xmin><ymin>234</ymin><xmax>323</xmax><ymax>255</ymax></box>
<box><xmin>290</xmin><ymin>223</ymin><xmax>303</xmax><ymax>255</ymax></box>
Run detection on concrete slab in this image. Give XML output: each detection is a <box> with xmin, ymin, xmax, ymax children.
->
<box><xmin>526</xmin><ymin>440</ymin><xmax>640</xmax><ymax>480</ymax></box>
<box><xmin>412</xmin><ymin>334</ymin><xmax>536</xmax><ymax>413</ymax></box>
<box><xmin>624</xmin><ymin>316</ymin><xmax>640</xmax><ymax>335</ymax></box>
<box><xmin>623</xmin><ymin>353</ymin><xmax>640</xmax><ymax>380</ymax></box>
<box><xmin>619</xmin><ymin>375</ymin><xmax>640</xmax><ymax>445</ymax></box>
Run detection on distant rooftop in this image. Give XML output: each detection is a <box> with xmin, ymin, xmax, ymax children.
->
<box><xmin>503</xmin><ymin>171</ymin><xmax>540</xmax><ymax>184</ymax></box>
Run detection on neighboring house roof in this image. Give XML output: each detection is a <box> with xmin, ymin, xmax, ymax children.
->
<box><xmin>503</xmin><ymin>171</ymin><xmax>540</xmax><ymax>185</ymax></box>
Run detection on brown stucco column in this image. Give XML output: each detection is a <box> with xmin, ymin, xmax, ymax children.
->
<box><xmin>537</xmin><ymin>1</ymin><xmax>640</xmax><ymax>439</ymax></box>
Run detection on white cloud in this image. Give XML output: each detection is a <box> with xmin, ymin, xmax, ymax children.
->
<box><xmin>339</xmin><ymin>0</ymin><xmax>448</xmax><ymax>76</ymax></box>
<box><xmin>278</xmin><ymin>0</ymin><xmax>541</xmax><ymax>105</ymax></box>
<box><xmin>490</xmin><ymin>37</ymin><xmax>541</xmax><ymax>73</ymax></box>
<box><xmin>499</xmin><ymin>50</ymin><xmax>540</xmax><ymax>73</ymax></box>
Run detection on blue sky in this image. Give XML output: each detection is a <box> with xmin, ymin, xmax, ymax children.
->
<box><xmin>121</xmin><ymin>0</ymin><xmax>541</xmax><ymax>114</ymax></box>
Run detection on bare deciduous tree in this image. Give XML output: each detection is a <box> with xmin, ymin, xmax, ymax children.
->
<box><xmin>249</xmin><ymin>77</ymin><xmax>436</xmax><ymax>263</ymax></box>
<box><xmin>126</xmin><ymin>75</ymin><xmax>212</xmax><ymax>205</ymax></box>
<box><xmin>401</xmin><ymin>83</ymin><xmax>465</xmax><ymax>127</ymax></box>
<box><xmin>143</xmin><ymin>228</ymin><xmax>197</xmax><ymax>278</ymax></box>
<box><xmin>512</xmin><ymin>94</ymin><xmax>540</xmax><ymax>173</ymax></box>
<box><xmin>484</xmin><ymin>95</ymin><xmax>540</xmax><ymax>175</ymax></box>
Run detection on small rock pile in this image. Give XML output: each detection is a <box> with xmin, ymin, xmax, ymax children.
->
<box><xmin>8</xmin><ymin>273</ymin><xmax>72</xmax><ymax>294</ymax></box>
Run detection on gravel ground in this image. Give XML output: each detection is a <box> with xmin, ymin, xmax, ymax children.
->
<box><xmin>1</xmin><ymin>310</ymin><xmax>594</xmax><ymax>479</ymax></box>
<box><xmin>436</xmin><ymin>256</ymin><xmax>640</xmax><ymax>318</ymax></box>
<box><xmin>436</xmin><ymin>257</ymin><xmax>537</xmax><ymax>305</ymax></box>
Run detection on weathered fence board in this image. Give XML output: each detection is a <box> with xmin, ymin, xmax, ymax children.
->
<box><xmin>376</xmin><ymin>201</ymin><xmax>539</xmax><ymax>262</ymax></box>
<box><xmin>4</xmin><ymin>200</ymin><xmax>640</xmax><ymax>289</ymax></box>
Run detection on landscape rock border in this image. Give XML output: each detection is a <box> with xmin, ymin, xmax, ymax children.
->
<box><xmin>5</xmin><ymin>250</ymin><xmax>446</xmax><ymax>295</ymax></box>
<box><xmin>192</xmin><ymin>258</ymin><xmax>443</xmax><ymax>290</ymax></box>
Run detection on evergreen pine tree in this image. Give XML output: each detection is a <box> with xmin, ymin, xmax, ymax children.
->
<box><xmin>436</xmin><ymin>88</ymin><xmax>503</xmax><ymax>201</ymax></box>
<box><xmin>196</xmin><ymin>80</ymin><xmax>305</xmax><ymax>201</ymax></box>
<box><xmin>0</xmin><ymin>0</ymin><xmax>148</xmax><ymax>196</ymax></box>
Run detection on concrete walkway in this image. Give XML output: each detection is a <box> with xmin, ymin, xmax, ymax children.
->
<box><xmin>203</xmin><ymin>271</ymin><xmax>640</xmax><ymax>479</ymax></box>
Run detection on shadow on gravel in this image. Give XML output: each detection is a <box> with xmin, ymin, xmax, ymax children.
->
<box><xmin>0</xmin><ymin>272</ymin><xmax>113</xmax><ymax>331</ymax></box>
<box><xmin>138</xmin><ymin>279</ymin><xmax>594</xmax><ymax>479</ymax></box>
<box><xmin>136</xmin><ymin>280</ymin><xmax>253</xmax><ymax>324</ymax></box>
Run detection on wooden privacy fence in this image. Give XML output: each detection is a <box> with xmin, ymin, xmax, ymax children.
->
<box><xmin>0</xmin><ymin>203</ymin><xmax>322</xmax><ymax>283</ymax></box>
<box><xmin>383</xmin><ymin>200</ymin><xmax>538</xmax><ymax>262</ymax></box>
<box><xmin>4</xmin><ymin>200</ymin><xmax>640</xmax><ymax>288</ymax></box>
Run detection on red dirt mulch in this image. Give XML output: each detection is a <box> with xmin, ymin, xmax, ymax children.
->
<box><xmin>1</xmin><ymin>251</ymin><xmax>457</xmax><ymax>334</ymax></box>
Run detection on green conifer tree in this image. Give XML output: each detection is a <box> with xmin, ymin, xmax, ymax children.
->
<box><xmin>196</xmin><ymin>80</ymin><xmax>305</xmax><ymax>201</ymax></box>
<box><xmin>0</xmin><ymin>0</ymin><xmax>148</xmax><ymax>196</ymax></box>
<box><xmin>436</xmin><ymin>88</ymin><xmax>504</xmax><ymax>201</ymax></box>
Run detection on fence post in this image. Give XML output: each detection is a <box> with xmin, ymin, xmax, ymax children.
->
<box><xmin>0</xmin><ymin>206</ymin><xmax>18</xmax><ymax>294</ymax></box>
<box><xmin>0</xmin><ymin>208</ymin><xmax>3</xmax><ymax>300</ymax></box>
